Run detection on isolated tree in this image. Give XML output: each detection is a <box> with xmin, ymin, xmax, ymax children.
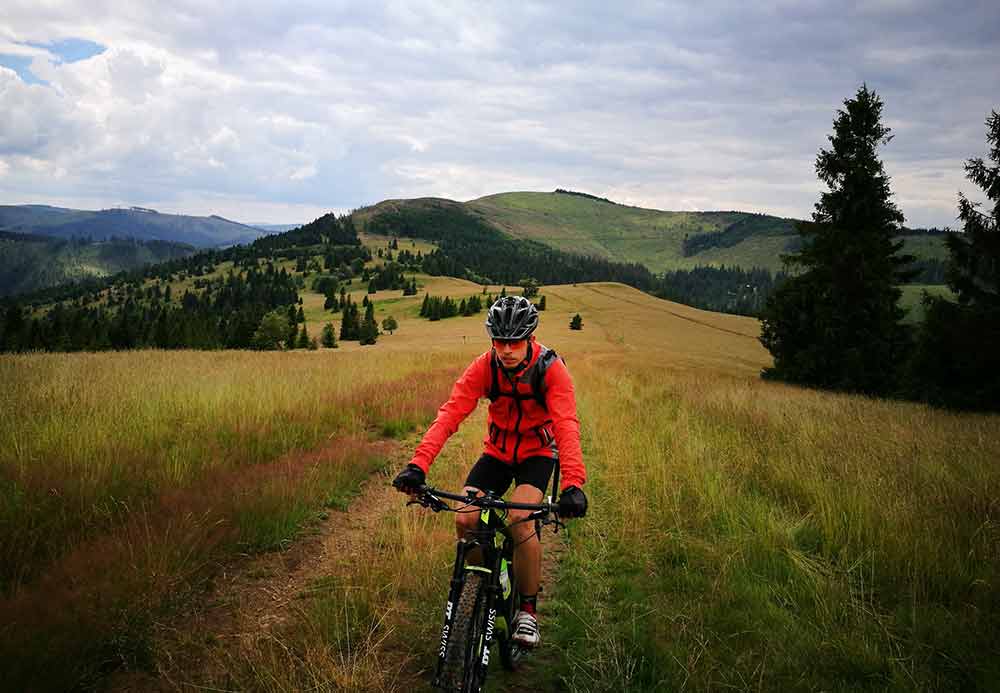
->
<box><xmin>382</xmin><ymin>315</ymin><xmax>398</xmax><ymax>335</ymax></box>
<box><xmin>910</xmin><ymin>110</ymin><xmax>1000</xmax><ymax>409</ymax></box>
<box><xmin>760</xmin><ymin>85</ymin><xmax>913</xmax><ymax>394</ymax></box>
<box><xmin>359</xmin><ymin>302</ymin><xmax>379</xmax><ymax>345</ymax></box>
<box><xmin>321</xmin><ymin>322</ymin><xmax>338</xmax><ymax>348</ymax></box>
<box><xmin>340</xmin><ymin>298</ymin><xmax>360</xmax><ymax>340</ymax></box>
<box><xmin>570</xmin><ymin>313</ymin><xmax>583</xmax><ymax>330</ymax></box>
<box><xmin>538</xmin><ymin>295</ymin><xmax>547</xmax><ymax>311</ymax></box>
<box><xmin>520</xmin><ymin>277</ymin><xmax>540</xmax><ymax>298</ymax></box>
<box><xmin>253</xmin><ymin>309</ymin><xmax>290</xmax><ymax>350</ymax></box>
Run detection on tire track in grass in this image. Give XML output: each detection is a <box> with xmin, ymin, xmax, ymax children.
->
<box><xmin>107</xmin><ymin>436</ymin><xmax>410</xmax><ymax>692</ymax></box>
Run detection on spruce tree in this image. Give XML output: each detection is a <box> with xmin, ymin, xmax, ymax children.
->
<box><xmin>297</xmin><ymin>324</ymin><xmax>310</xmax><ymax>349</ymax></box>
<box><xmin>321</xmin><ymin>322</ymin><xmax>338</xmax><ymax>348</ymax></box>
<box><xmin>570</xmin><ymin>314</ymin><xmax>583</xmax><ymax>330</ymax></box>
<box><xmin>760</xmin><ymin>85</ymin><xmax>913</xmax><ymax>394</ymax></box>
<box><xmin>360</xmin><ymin>302</ymin><xmax>379</xmax><ymax>345</ymax></box>
<box><xmin>910</xmin><ymin>110</ymin><xmax>1000</xmax><ymax>409</ymax></box>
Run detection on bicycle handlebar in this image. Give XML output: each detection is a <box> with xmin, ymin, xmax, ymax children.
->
<box><xmin>410</xmin><ymin>484</ymin><xmax>560</xmax><ymax>515</ymax></box>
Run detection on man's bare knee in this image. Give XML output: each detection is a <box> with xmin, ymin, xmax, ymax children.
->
<box><xmin>454</xmin><ymin>486</ymin><xmax>484</xmax><ymax>537</ymax></box>
<box><xmin>509</xmin><ymin>509</ymin><xmax>537</xmax><ymax>543</ymax></box>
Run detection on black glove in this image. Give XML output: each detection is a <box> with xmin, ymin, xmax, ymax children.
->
<box><xmin>392</xmin><ymin>463</ymin><xmax>426</xmax><ymax>493</ymax></box>
<box><xmin>558</xmin><ymin>486</ymin><xmax>588</xmax><ymax>518</ymax></box>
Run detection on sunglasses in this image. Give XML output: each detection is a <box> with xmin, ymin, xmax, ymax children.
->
<box><xmin>492</xmin><ymin>338</ymin><xmax>527</xmax><ymax>349</ymax></box>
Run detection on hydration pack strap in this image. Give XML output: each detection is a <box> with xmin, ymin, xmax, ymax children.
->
<box><xmin>488</xmin><ymin>346</ymin><xmax>562</xmax><ymax>411</ymax></box>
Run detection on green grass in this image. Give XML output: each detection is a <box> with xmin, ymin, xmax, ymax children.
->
<box><xmin>3</xmin><ymin>281</ymin><xmax>995</xmax><ymax>692</ymax></box>
<box><xmin>900</xmin><ymin>284</ymin><xmax>956</xmax><ymax>324</ymax></box>
<box><xmin>545</xmin><ymin>360</ymin><xmax>1000</xmax><ymax>691</ymax></box>
<box><xmin>468</xmin><ymin>191</ymin><xmax>759</xmax><ymax>272</ymax></box>
<box><xmin>0</xmin><ymin>349</ymin><xmax>468</xmax><ymax>691</ymax></box>
<box><xmin>465</xmin><ymin>192</ymin><xmax>946</xmax><ymax>276</ymax></box>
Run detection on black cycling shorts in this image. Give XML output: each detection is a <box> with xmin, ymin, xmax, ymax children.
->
<box><xmin>465</xmin><ymin>454</ymin><xmax>555</xmax><ymax>496</ymax></box>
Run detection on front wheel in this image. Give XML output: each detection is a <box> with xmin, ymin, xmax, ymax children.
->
<box><xmin>439</xmin><ymin>571</ymin><xmax>487</xmax><ymax>693</ymax></box>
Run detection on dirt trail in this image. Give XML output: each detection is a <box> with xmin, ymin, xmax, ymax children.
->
<box><xmin>110</xmin><ymin>435</ymin><xmax>568</xmax><ymax>692</ymax></box>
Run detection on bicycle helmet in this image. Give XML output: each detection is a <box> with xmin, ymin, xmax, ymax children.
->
<box><xmin>485</xmin><ymin>296</ymin><xmax>538</xmax><ymax>340</ymax></box>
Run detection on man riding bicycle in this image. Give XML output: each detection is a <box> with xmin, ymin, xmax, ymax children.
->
<box><xmin>393</xmin><ymin>295</ymin><xmax>588</xmax><ymax>649</ymax></box>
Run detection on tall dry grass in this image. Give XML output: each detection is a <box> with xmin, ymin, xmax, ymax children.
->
<box><xmin>553</xmin><ymin>356</ymin><xmax>1000</xmax><ymax>691</ymax></box>
<box><xmin>0</xmin><ymin>347</ymin><xmax>474</xmax><ymax>690</ymax></box>
<box><xmin>6</xmin><ymin>282</ymin><xmax>997</xmax><ymax>691</ymax></box>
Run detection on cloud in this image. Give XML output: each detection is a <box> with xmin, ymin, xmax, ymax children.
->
<box><xmin>0</xmin><ymin>1</ymin><xmax>997</xmax><ymax>226</ymax></box>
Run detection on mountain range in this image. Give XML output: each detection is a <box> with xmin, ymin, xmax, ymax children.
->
<box><xmin>0</xmin><ymin>205</ymin><xmax>267</xmax><ymax>248</ymax></box>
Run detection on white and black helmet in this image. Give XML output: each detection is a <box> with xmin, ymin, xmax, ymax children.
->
<box><xmin>485</xmin><ymin>296</ymin><xmax>539</xmax><ymax>340</ymax></box>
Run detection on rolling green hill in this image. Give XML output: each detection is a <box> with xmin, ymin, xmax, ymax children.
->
<box><xmin>0</xmin><ymin>231</ymin><xmax>197</xmax><ymax>297</ymax></box>
<box><xmin>0</xmin><ymin>205</ymin><xmax>265</xmax><ymax>248</ymax></box>
<box><xmin>466</xmin><ymin>190</ymin><xmax>797</xmax><ymax>272</ymax></box>
<box><xmin>360</xmin><ymin>190</ymin><xmax>948</xmax><ymax>275</ymax></box>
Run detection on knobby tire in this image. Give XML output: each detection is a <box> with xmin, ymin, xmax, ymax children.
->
<box><xmin>439</xmin><ymin>571</ymin><xmax>486</xmax><ymax>693</ymax></box>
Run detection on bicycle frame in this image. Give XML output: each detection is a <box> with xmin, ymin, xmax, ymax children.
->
<box><xmin>409</xmin><ymin>486</ymin><xmax>560</xmax><ymax>692</ymax></box>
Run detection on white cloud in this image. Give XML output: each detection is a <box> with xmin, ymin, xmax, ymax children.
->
<box><xmin>0</xmin><ymin>1</ymin><xmax>997</xmax><ymax>225</ymax></box>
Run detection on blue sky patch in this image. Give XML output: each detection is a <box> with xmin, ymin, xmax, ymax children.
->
<box><xmin>27</xmin><ymin>38</ymin><xmax>106</xmax><ymax>64</ymax></box>
<box><xmin>0</xmin><ymin>54</ymin><xmax>47</xmax><ymax>85</ymax></box>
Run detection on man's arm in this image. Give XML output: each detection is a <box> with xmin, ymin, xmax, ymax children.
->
<box><xmin>409</xmin><ymin>353</ymin><xmax>490</xmax><ymax>474</ymax></box>
<box><xmin>544</xmin><ymin>359</ymin><xmax>586</xmax><ymax>491</ymax></box>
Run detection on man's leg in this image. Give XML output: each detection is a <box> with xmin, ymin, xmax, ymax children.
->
<box><xmin>455</xmin><ymin>486</ymin><xmax>484</xmax><ymax>539</ymax></box>
<box><xmin>508</xmin><ymin>483</ymin><xmax>544</xmax><ymax>596</ymax></box>
<box><xmin>508</xmin><ymin>482</ymin><xmax>544</xmax><ymax>647</ymax></box>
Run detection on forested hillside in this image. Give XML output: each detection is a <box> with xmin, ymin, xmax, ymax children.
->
<box><xmin>0</xmin><ymin>231</ymin><xmax>197</xmax><ymax>297</ymax></box>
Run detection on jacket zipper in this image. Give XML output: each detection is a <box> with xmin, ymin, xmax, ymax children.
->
<box><xmin>511</xmin><ymin>389</ymin><xmax>524</xmax><ymax>464</ymax></box>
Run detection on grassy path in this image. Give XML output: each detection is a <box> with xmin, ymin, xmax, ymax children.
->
<box><xmin>110</xmin><ymin>406</ymin><xmax>577</xmax><ymax>692</ymax></box>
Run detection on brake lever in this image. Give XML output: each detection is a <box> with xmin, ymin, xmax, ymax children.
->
<box><xmin>407</xmin><ymin>493</ymin><xmax>448</xmax><ymax>513</ymax></box>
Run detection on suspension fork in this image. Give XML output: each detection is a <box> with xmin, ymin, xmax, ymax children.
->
<box><xmin>433</xmin><ymin>537</ymin><xmax>477</xmax><ymax>686</ymax></box>
<box><xmin>473</xmin><ymin>544</ymin><xmax>505</xmax><ymax>686</ymax></box>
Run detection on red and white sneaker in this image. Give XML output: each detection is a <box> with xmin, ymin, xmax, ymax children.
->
<box><xmin>511</xmin><ymin>609</ymin><xmax>540</xmax><ymax>648</ymax></box>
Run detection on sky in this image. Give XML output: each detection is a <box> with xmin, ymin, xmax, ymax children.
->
<box><xmin>1</xmin><ymin>1</ymin><xmax>998</xmax><ymax>227</ymax></box>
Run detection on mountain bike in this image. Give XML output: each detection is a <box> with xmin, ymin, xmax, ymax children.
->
<box><xmin>404</xmin><ymin>481</ymin><xmax>564</xmax><ymax>693</ymax></box>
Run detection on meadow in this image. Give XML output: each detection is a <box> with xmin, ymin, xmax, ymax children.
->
<box><xmin>2</xmin><ymin>282</ymin><xmax>997</xmax><ymax>691</ymax></box>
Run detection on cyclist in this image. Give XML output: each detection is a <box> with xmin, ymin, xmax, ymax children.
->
<box><xmin>393</xmin><ymin>295</ymin><xmax>588</xmax><ymax>649</ymax></box>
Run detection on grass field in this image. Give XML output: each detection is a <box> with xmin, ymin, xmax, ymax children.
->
<box><xmin>465</xmin><ymin>192</ymin><xmax>948</xmax><ymax>276</ymax></box>
<box><xmin>2</xmin><ymin>282</ymin><xmax>997</xmax><ymax>691</ymax></box>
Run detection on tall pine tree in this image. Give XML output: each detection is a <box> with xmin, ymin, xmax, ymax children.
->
<box><xmin>910</xmin><ymin>110</ymin><xmax>1000</xmax><ymax>409</ymax></box>
<box><xmin>760</xmin><ymin>85</ymin><xmax>913</xmax><ymax>394</ymax></box>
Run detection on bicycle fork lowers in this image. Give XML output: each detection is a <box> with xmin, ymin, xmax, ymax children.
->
<box><xmin>433</xmin><ymin>507</ymin><xmax>516</xmax><ymax>692</ymax></box>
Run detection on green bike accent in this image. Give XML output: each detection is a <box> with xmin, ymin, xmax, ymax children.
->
<box><xmin>465</xmin><ymin>565</ymin><xmax>493</xmax><ymax>574</ymax></box>
<box><xmin>494</xmin><ymin>532</ymin><xmax>504</xmax><ymax>548</ymax></box>
<box><xmin>500</xmin><ymin>558</ymin><xmax>512</xmax><ymax>599</ymax></box>
<box><xmin>481</xmin><ymin>508</ymin><xmax>491</xmax><ymax>523</ymax></box>
<box><xmin>496</xmin><ymin>616</ymin><xmax>508</xmax><ymax>633</ymax></box>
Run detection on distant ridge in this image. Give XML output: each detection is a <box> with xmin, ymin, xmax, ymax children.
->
<box><xmin>0</xmin><ymin>204</ymin><xmax>266</xmax><ymax>248</ymax></box>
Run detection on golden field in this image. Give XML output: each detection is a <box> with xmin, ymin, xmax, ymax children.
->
<box><xmin>2</xmin><ymin>282</ymin><xmax>997</xmax><ymax>692</ymax></box>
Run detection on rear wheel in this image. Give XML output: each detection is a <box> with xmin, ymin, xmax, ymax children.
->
<box><xmin>439</xmin><ymin>571</ymin><xmax>487</xmax><ymax>693</ymax></box>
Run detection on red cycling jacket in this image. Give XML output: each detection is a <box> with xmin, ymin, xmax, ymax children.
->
<box><xmin>409</xmin><ymin>337</ymin><xmax>586</xmax><ymax>491</ymax></box>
